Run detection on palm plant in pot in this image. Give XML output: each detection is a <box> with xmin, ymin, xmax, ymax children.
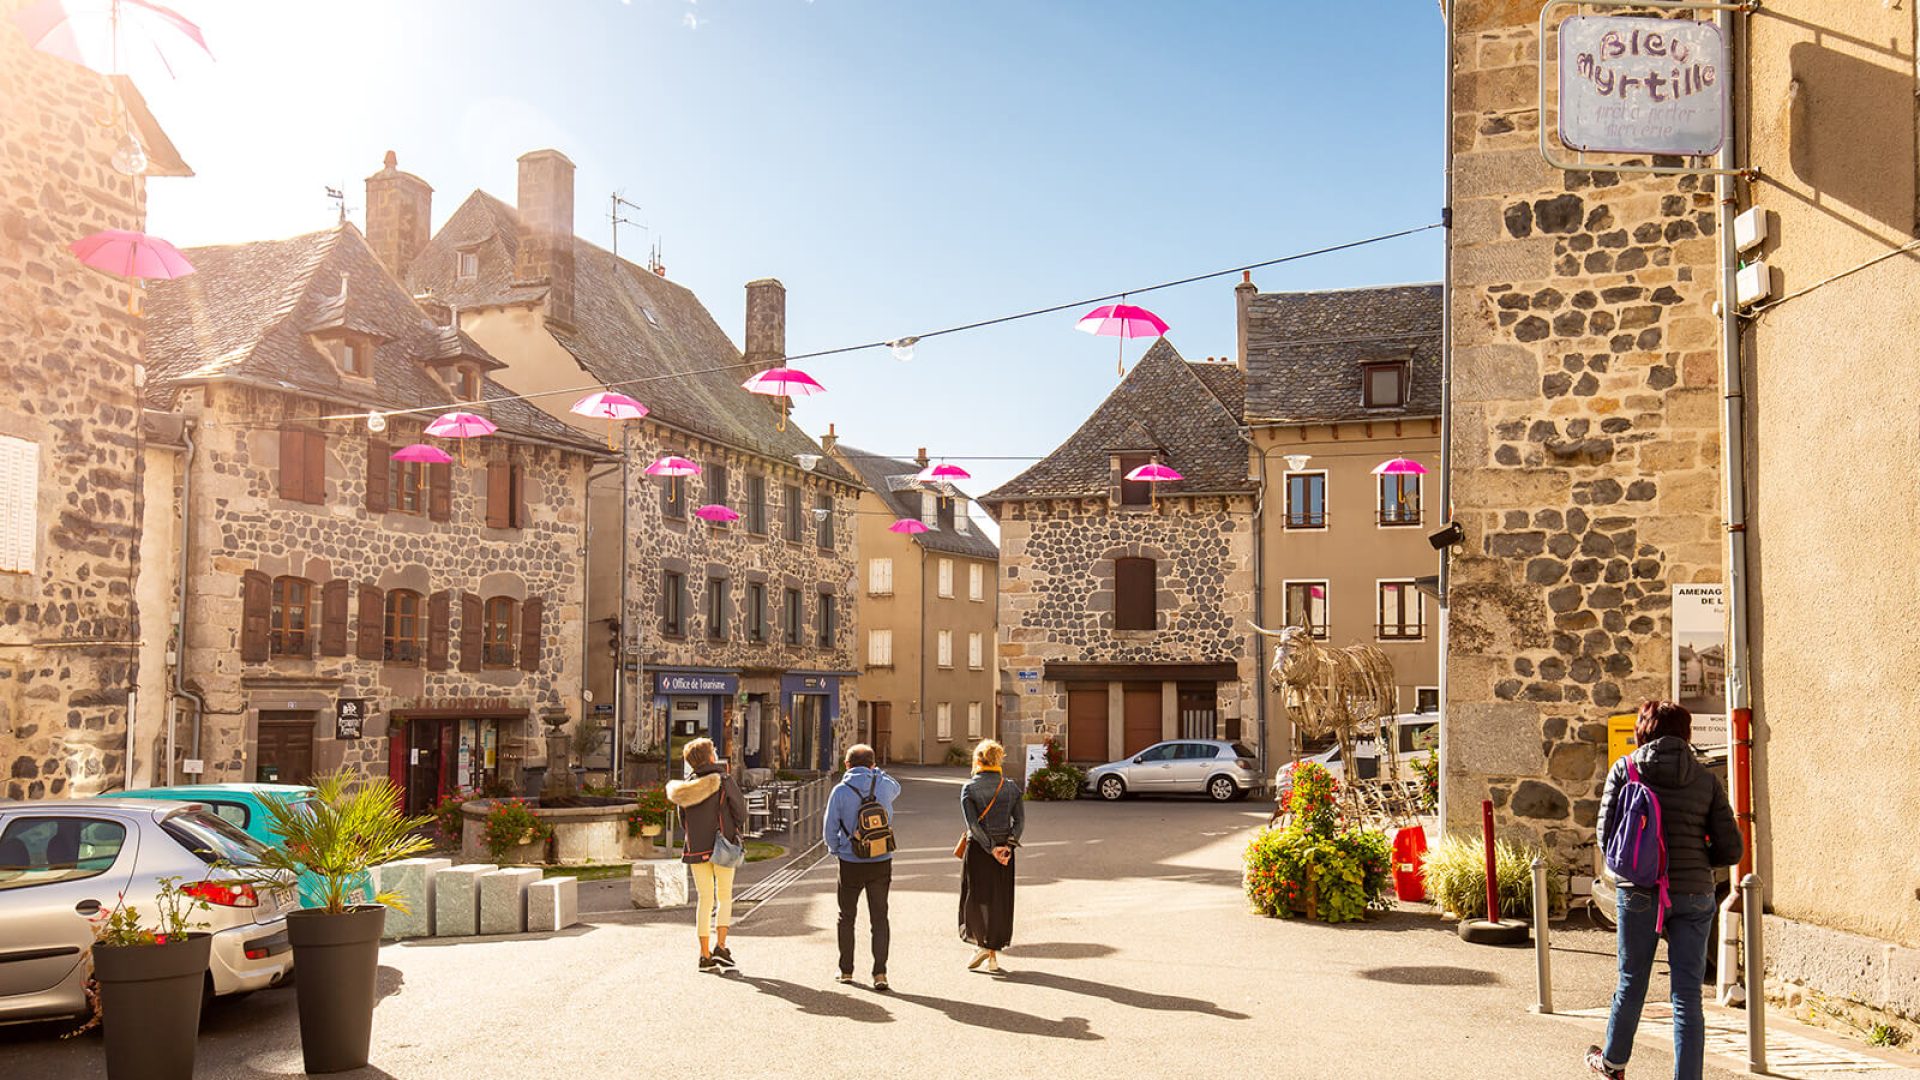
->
<box><xmin>253</xmin><ymin>769</ymin><xmax>432</xmax><ymax>1074</ymax></box>
<box><xmin>86</xmin><ymin>878</ymin><xmax>215</xmax><ymax>1080</ymax></box>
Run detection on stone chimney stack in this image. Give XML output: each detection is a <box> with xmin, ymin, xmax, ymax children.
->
<box><xmin>515</xmin><ymin>149</ymin><xmax>576</xmax><ymax>328</ymax></box>
<box><xmin>743</xmin><ymin>278</ymin><xmax>786</xmax><ymax>369</ymax></box>
<box><xmin>364</xmin><ymin>151</ymin><xmax>432</xmax><ymax>276</ymax></box>
<box><xmin>1235</xmin><ymin>270</ymin><xmax>1257</xmax><ymax>372</ymax></box>
<box><xmin>915</xmin><ymin>447</ymin><xmax>929</xmax><ymax>468</ymax></box>
<box><xmin>820</xmin><ymin>423</ymin><xmax>838</xmax><ymax>453</ymax></box>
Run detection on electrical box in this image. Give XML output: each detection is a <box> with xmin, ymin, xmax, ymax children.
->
<box><xmin>1733</xmin><ymin>207</ymin><xmax>1768</xmax><ymax>253</ymax></box>
<box><xmin>1735</xmin><ymin>261</ymin><xmax>1771</xmax><ymax>306</ymax></box>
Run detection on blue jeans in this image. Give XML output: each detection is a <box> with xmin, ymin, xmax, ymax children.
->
<box><xmin>1603</xmin><ymin>888</ymin><xmax>1717</xmax><ymax>1079</ymax></box>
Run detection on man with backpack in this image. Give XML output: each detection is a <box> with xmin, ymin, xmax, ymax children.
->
<box><xmin>1588</xmin><ymin>701</ymin><xmax>1743</xmax><ymax>1080</ymax></box>
<box><xmin>824</xmin><ymin>743</ymin><xmax>900</xmax><ymax>990</ymax></box>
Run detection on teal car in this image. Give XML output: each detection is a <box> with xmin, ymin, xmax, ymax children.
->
<box><xmin>109</xmin><ymin>784</ymin><xmax>373</xmax><ymax>909</ymax></box>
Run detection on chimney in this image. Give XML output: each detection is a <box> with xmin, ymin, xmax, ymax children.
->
<box><xmin>364</xmin><ymin>151</ymin><xmax>432</xmax><ymax>276</ymax></box>
<box><xmin>820</xmin><ymin>423</ymin><xmax>838</xmax><ymax>454</ymax></box>
<box><xmin>743</xmin><ymin>278</ymin><xmax>786</xmax><ymax>369</ymax></box>
<box><xmin>1235</xmin><ymin>270</ymin><xmax>1257</xmax><ymax>372</ymax></box>
<box><xmin>515</xmin><ymin>149</ymin><xmax>576</xmax><ymax>328</ymax></box>
<box><xmin>915</xmin><ymin>447</ymin><xmax>929</xmax><ymax>468</ymax></box>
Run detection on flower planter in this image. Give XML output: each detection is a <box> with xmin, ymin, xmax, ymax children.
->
<box><xmin>285</xmin><ymin>905</ymin><xmax>386</xmax><ymax>1074</ymax></box>
<box><xmin>91</xmin><ymin>934</ymin><xmax>212</xmax><ymax>1080</ymax></box>
<box><xmin>640</xmin><ymin>823</ymin><xmax>663</xmax><ymax>838</ymax></box>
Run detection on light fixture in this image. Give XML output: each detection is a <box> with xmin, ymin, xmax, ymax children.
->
<box><xmin>795</xmin><ymin>453</ymin><xmax>822</xmax><ymax>472</ymax></box>
<box><xmin>1428</xmin><ymin>521</ymin><xmax>1465</xmax><ymax>551</ymax></box>
<box><xmin>812</xmin><ymin>507</ymin><xmax>831</xmax><ymax>523</ymax></box>
<box><xmin>366</xmin><ymin>411</ymin><xmax>388</xmax><ymax>434</ymax></box>
<box><xmin>1283</xmin><ymin>453</ymin><xmax>1311</xmax><ymax>472</ymax></box>
<box><xmin>109</xmin><ymin>127</ymin><xmax>147</xmax><ymax>177</ymax></box>
<box><xmin>888</xmin><ymin>336</ymin><xmax>919</xmax><ymax>362</ymax></box>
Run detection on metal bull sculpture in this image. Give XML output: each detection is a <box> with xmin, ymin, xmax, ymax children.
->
<box><xmin>1250</xmin><ymin>622</ymin><xmax>1401</xmax><ymax>820</ymax></box>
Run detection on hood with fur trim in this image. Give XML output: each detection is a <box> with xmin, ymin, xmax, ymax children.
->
<box><xmin>665</xmin><ymin>773</ymin><xmax>722</xmax><ymax>807</ymax></box>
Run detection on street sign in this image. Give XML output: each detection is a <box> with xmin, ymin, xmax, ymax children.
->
<box><xmin>1016</xmin><ymin>670</ymin><xmax>1040</xmax><ymax>681</ymax></box>
<box><xmin>1558</xmin><ymin>15</ymin><xmax>1727</xmax><ymax>156</ymax></box>
<box><xmin>335</xmin><ymin>698</ymin><xmax>370</xmax><ymax>741</ymax></box>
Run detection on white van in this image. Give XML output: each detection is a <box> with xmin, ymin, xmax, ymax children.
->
<box><xmin>1275</xmin><ymin>713</ymin><xmax>1437</xmax><ymax>795</ymax></box>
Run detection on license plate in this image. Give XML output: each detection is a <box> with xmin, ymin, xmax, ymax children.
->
<box><xmin>254</xmin><ymin>888</ymin><xmax>288</xmax><ymax>924</ymax></box>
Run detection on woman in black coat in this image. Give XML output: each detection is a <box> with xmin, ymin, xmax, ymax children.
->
<box><xmin>958</xmin><ymin>739</ymin><xmax>1024</xmax><ymax>973</ymax></box>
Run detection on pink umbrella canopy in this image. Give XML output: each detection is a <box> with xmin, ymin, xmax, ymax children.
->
<box><xmin>13</xmin><ymin>0</ymin><xmax>211</xmax><ymax>78</ymax></box>
<box><xmin>741</xmin><ymin>367</ymin><xmax>826</xmax><ymax>398</ymax></box>
<box><xmin>424</xmin><ymin>411</ymin><xmax>497</xmax><ymax>439</ymax></box>
<box><xmin>68</xmin><ymin>229</ymin><xmax>194</xmax><ymax>280</ymax></box>
<box><xmin>1074</xmin><ymin>303</ymin><xmax>1170</xmax><ymax>339</ymax></box>
<box><xmin>915</xmin><ymin>462</ymin><xmax>971</xmax><ymax>484</ymax></box>
<box><xmin>569</xmin><ymin>390</ymin><xmax>648</xmax><ymax>421</ymax></box>
<box><xmin>389</xmin><ymin>444</ymin><xmax>452</xmax><ymax>465</ymax></box>
<box><xmin>642</xmin><ymin>455</ymin><xmax>701</xmax><ymax>478</ymax></box>
<box><xmin>1125</xmin><ymin>463</ymin><xmax>1184</xmax><ymax>483</ymax></box>
<box><xmin>889</xmin><ymin>519</ymin><xmax>930</xmax><ymax>535</ymax></box>
<box><xmin>1371</xmin><ymin>457</ymin><xmax>1429</xmax><ymax>476</ymax></box>
<box><xmin>694</xmin><ymin>504</ymin><xmax>741</xmax><ymax>524</ymax></box>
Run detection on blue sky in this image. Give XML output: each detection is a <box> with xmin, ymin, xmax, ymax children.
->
<box><xmin>142</xmin><ymin>0</ymin><xmax>1444</xmax><ymax>505</ymax></box>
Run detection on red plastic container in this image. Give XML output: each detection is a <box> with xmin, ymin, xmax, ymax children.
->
<box><xmin>1392</xmin><ymin>825</ymin><xmax>1429</xmax><ymax>902</ymax></box>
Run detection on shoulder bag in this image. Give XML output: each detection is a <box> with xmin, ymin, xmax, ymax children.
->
<box><xmin>711</xmin><ymin>777</ymin><xmax>746</xmax><ymax>869</ymax></box>
<box><xmin>953</xmin><ymin>775</ymin><xmax>1005</xmax><ymax>859</ymax></box>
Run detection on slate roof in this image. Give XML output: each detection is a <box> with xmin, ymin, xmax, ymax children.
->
<box><xmin>408</xmin><ymin>191</ymin><xmax>853</xmax><ymax>484</ymax></box>
<box><xmin>143</xmin><ymin>224</ymin><xmax>605</xmax><ymax>454</ymax></box>
<box><xmin>834</xmin><ymin>445</ymin><xmax>999</xmax><ymax>561</ymax></box>
<box><xmin>981</xmin><ymin>339</ymin><xmax>1254</xmax><ymax>503</ymax></box>
<box><xmin>1241</xmin><ymin>282</ymin><xmax>1442</xmax><ymax>424</ymax></box>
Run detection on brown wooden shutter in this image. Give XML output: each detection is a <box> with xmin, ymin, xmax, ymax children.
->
<box><xmin>302</xmin><ymin>431</ymin><xmax>326</xmax><ymax>505</ymax></box>
<box><xmin>428</xmin><ymin>461</ymin><xmax>452</xmax><ymax>522</ymax></box>
<box><xmin>357</xmin><ymin>584</ymin><xmax>385</xmax><ymax>660</ymax></box>
<box><xmin>279</xmin><ymin>429</ymin><xmax>306</xmax><ymax>502</ymax></box>
<box><xmin>486</xmin><ymin>461</ymin><xmax>511</xmax><ymax>528</ymax></box>
<box><xmin>519</xmin><ymin>596</ymin><xmax>543</xmax><ymax>672</ymax></box>
<box><xmin>320</xmin><ymin>579</ymin><xmax>349</xmax><ymax>656</ymax></box>
<box><xmin>511</xmin><ymin>464</ymin><xmax>528</xmax><ymax>528</ymax></box>
<box><xmin>240</xmin><ymin>570</ymin><xmax>271</xmax><ymax>662</ymax></box>
<box><xmin>426</xmin><ymin>590</ymin><xmax>451</xmax><ymax>671</ymax></box>
<box><xmin>1115</xmin><ymin>557</ymin><xmax>1157</xmax><ymax>631</ymax></box>
<box><xmin>365</xmin><ymin>438</ymin><xmax>389</xmax><ymax>513</ymax></box>
<box><xmin>459</xmin><ymin>592</ymin><xmax>483</xmax><ymax>672</ymax></box>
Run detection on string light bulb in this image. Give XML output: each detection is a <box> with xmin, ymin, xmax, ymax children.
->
<box><xmin>366</xmin><ymin>411</ymin><xmax>388</xmax><ymax>434</ymax></box>
<box><xmin>1284</xmin><ymin>453</ymin><xmax>1311</xmax><ymax>472</ymax></box>
<box><xmin>795</xmin><ymin>453</ymin><xmax>822</xmax><ymax>472</ymax></box>
<box><xmin>888</xmin><ymin>336</ymin><xmax>919</xmax><ymax>362</ymax></box>
<box><xmin>110</xmin><ymin>128</ymin><xmax>147</xmax><ymax>177</ymax></box>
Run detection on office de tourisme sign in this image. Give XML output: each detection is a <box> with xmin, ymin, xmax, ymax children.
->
<box><xmin>1558</xmin><ymin>15</ymin><xmax>1728</xmax><ymax>156</ymax></box>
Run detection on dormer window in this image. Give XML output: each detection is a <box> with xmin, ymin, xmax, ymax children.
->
<box><xmin>457</xmin><ymin>249</ymin><xmax>479</xmax><ymax>280</ymax></box>
<box><xmin>326</xmin><ymin>335</ymin><xmax>372</xmax><ymax>379</ymax></box>
<box><xmin>1117</xmin><ymin>453</ymin><xmax>1153</xmax><ymax>506</ymax></box>
<box><xmin>1361</xmin><ymin>361</ymin><xmax>1408</xmax><ymax>409</ymax></box>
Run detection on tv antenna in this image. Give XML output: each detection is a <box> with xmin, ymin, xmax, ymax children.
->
<box><xmin>610</xmin><ymin>191</ymin><xmax>646</xmax><ymax>259</ymax></box>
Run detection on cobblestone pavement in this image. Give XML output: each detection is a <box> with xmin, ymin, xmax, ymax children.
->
<box><xmin>3</xmin><ymin>768</ymin><xmax>1910</xmax><ymax>1079</ymax></box>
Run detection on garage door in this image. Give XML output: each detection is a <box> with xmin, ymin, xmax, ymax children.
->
<box><xmin>1122</xmin><ymin>685</ymin><xmax>1162</xmax><ymax>757</ymax></box>
<box><xmin>1066</xmin><ymin>688</ymin><xmax>1108</xmax><ymax>764</ymax></box>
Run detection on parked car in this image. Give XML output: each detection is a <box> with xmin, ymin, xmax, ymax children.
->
<box><xmin>1084</xmin><ymin>740</ymin><xmax>1264</xmax><ymax>802</ymax></box>
<box><xmin>0</xmin><ymin>799</ymin><xmax>297</xmax><ymax>1024</ymax></box>
<box><xmin>1274</xmin><ymin>713</ymin><xmax>1438</xmax><ymax>797</ymax></box>
<box><xmin>110</xmin><ymin>784</ymin><xmax>370</xmax><ymax>909</ymax></box>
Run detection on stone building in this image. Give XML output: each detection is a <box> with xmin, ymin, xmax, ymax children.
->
<box><xmin>1444</xmin><ymin>2</ymin><xmax>1725</xmax><ymax>858</ymax></box>
<box><xmin>392</xmin><ymin>150</ymin><xmax>862</xmax><ymax>774</ymax></box>
<box><xmin>982</xmin><ymin>340</ymin><xmax>1258</xmax><ymax>766</ymax></box>
<box><xmin>833</xmin><ymin>443</ymin><xmax>998</xmax><ymax>765</ymax></box>
<box><xmin>0</xmin><ymin>6</ymin><xmax>189</xmax><ymax>800</ymax></box>
<box><xmin>139</xmin><ymin>222</ymin><xmax>607</xmax><ymax>812</ymax></box>
<box><xmin>1239</xmin><ymin>279</ymin><xmax>1444</xmax><ymax>746</ymax></box>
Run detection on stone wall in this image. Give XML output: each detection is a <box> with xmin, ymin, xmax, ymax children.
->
<box><xmin>0</xmin><ymin>15</ymin><xmax>150</xmax><ymax>799</ymax></box>
<box><xmin>1446</xmin><ymin>3</ymin><xmax>1724</xmax><ymax>858</ymax></box>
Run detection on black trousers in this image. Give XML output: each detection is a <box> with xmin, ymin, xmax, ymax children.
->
<box><xmin>836</xmin><ymin>859</ymin><xmax>892</xmax><ymax>976</ymax></box>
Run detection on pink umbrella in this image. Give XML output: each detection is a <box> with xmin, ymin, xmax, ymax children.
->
<box><xmin>889</xmin><ymin>519</ymin><xmax>930</xmax><ymax>535</ymax></box>
<box><xmin>741</xmin><ymin>367</ymin><xmax>825</xmax><ymax>431</ymax></box>
<box><xmin>915</xmin><ymin>462</ymin><xmax>971</xmax><ymax>485</ymax></box>
<box><xmin>1371</xmin><ymin>457</ymin><xmax>1429</xmax><ymax>476</ymax></box>
<box><xmin>390</xmin><ymin>444</ymin><xmax>452</xmax><ymax>465</ymax></box>
<box><xmin>694</xmin><ymin>504</ymin><xmax>741</xmax><ymax>525</ymax></box>
<box><xmin>13</xmin><ymin>0</ymin><xmax>212</xmax><ymax>79</ymax></box>
<box><xmin>425</xmin><ymin>411</ymin><xmax>496</xmax><ymax>465</ymax></box>
<box><xmin>69</xmin><ymin>229</ymin><xmax>193</xmax><ymax>311</ymax></box>
<box><xmin>1076</xmin><ymin>301</ymin><xmax>1170</xmax><ymax>376</ymax></box>
<box><xmin>1124</xmin><ymin>463</ymin><xmax>1183</xmax><ymax>483</ymax></box>
<box><xmin>644</xmin><ymin>455</ymin><xmax>700</xmax><ymax>502</ymax></box>
<box><xmin>571</xmin><ymin>390</ymin><xmax>648</xmax><ymax>450</ymax></box>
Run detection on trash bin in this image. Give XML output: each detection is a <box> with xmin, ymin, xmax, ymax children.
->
<box><xmin>1392</xmin><ymin>825</ymin><xmax>1428</xmax><ymax>902</ymax></box>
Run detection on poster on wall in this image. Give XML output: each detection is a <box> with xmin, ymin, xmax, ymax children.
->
<box><xmin>1672</xmin><ymin>583</ymin><xmax>1728</xmax><ymax>748</ymax></box>
<box><xmin>334</xmin><ymin>698</ymin><xmax>368</xmax><ymax>741</ymax></box>
<box><xmin>1557</xmin><ymin>15</ymin><xmax>1727</xmax><ymax>156</ymax></box>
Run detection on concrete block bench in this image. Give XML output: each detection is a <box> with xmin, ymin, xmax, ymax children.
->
<box><xmin>479</xmin><ymin>867</ymin><xmax>541</xmax><ymax>935</ymax></box>
<box><xmin>528</xmin><ymin>876</ymin><xmax>579</xmax><ymax>932</ymax></box>
<box><xmin>375</xmin><ymin>857</ymin><xmax>452</xmax><ymax>939</ymax></box>
<box><xmin>631</xmin><ymin>861</ymin><xmax>688</xmax><ymax>909</ymax></box>
<box><xmin>434</xmin><ymin>863</ymin><xmax>496</xmax><ymax>937</ymax></box>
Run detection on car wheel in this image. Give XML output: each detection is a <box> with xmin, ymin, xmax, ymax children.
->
<box><xmin>1098</xmin><ymin>776</ymin><xmax>1126</xmax><ymax>801</ymax></box>
<box><xmin>1207</xmin><ymin>776</ymin><xmax>1237</xmax><ymax>802</ymax></box>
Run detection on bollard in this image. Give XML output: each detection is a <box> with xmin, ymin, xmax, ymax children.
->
<box><xmin>1531</xmin><ymin>856</ymin><xmax>1553</xmax><ymax>1014</ymax></box>
<box><xmin>1483</xmin><ymin>800</ymin><xmax>1501</xmax><ymax>921</ymax></box>
<box><xmin>1741</xmin><ymin>873</ymin><xmax>1767</xmax><ymax>1073</ymax></box>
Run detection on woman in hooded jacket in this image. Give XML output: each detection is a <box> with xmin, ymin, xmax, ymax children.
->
<box><xmin>666</xmin><ymin>737</ymin><xmax>748</xmax><ymax>973</ymax></box>
<box><xmin>1586</xmin><ymin>701</ymin><xmax>1743</xmax><ymax>1080</ymax></box>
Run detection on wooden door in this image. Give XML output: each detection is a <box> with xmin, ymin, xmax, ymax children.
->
<box><xmin>255</xmin><ymin>712</ymin><xmax>315</xmax><ymax>785</ymax></box>
<box><xmin>872</xmin><ymin>703</ymin><xmax>892</xmax><ymax>765</ymax></box>
<box><xmin>1066</xmin><ymin>687</ymin><xmax>1109</xmax><ymax>764</ymax></box>
<box><xmin>1122</xmin><ymin>685</ymin><xmax>1163</xmax><ymax>758</ymax></box>
<box><xmin>1178</xmin><ymin>684</ymin><xmax>1219</xmax><ymax>740</ymax></box>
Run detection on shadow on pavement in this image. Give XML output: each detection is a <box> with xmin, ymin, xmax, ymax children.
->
<box><xmin>885</xmin><ymin>989</ymin><xmax>1101</xmax><ymax>1041</ymax></box>
<box><xmin>394</xmin><ymin>924</ymin><xmax>598</xmax><ymax>947</ymax></box>
<box><xmin>1358</xmin><ymin>965</ymin><xmax>1503</xmax><ymax>987</ymax></box>
<box><xmin>728</xmin><ymin>974</ymin><xmax>895</xmax><ymax>1023</ymax></box>
<box><xmin>995</xmin><ymin>969</ymin><xmax>1250</xmax><ymax>1019</ymax></box>
<box><xmin>1007</xmin><ymin>942</ymin><xmax>1117</xmax><ymax>960</ymax></box>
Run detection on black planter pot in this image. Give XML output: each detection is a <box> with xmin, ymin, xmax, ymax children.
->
<box><xmin>91</xmin><ymin>933</ymin><xmax>212</xmax><ymax>1080</ymax></box>
<box><xmin>285</xmin><ymin>905</ymin><xmax>387</xmax><ymax>1074</ymax></box>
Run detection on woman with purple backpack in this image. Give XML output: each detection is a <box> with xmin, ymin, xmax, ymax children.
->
<box><xmin>1586</xmin><ymin>701</ymin><xmax>1744</xmax><ymax>1080</ymax></box>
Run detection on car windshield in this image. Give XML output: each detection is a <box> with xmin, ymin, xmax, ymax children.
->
<box><xmin>164</xmin><ymin>808</ymin><xmax>271</xmax><ymax>867</ymax></box>
<box><xmin>1231</xmin><ymin>743</ymin><xmax>1256</xmax><ymax>759</ymax></box>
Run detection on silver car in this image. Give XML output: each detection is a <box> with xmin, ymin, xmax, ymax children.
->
<box><xmin>1085</xmin><ymin>740</ymin><xmax>1264</xmax><ymax>802</ymax></box>
<box><xmin>0</xmin><ymin>799</ymin><xmax>297</xmax><ymax>1024</ymax></box>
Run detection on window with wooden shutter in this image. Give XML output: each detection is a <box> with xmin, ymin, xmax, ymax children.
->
<box><xmin>483</xmin><ymin>597</ymin><xmax>517</xmax><ymax>665</ymax></box>
<box><xmin>384</xmin><ymin>589</ymin><xmax>425</xmax><ymax>664</ymax></box>
<box><xmin>867</xmin><ymin>629</ymin><xmax>892</xmax><ymax>667</ymax></box>
<box><xmin>356</xmin><ymin>584</ymin><xmax>384</xmax><ymax>660</ymax></box>
<box><xmin>320</xmin><ymin>579</ymin><xmax>349</xmax><ymax>656</ymax></box>
<box><xmin>391</xmin><ymin>460</ymin><xmax>426</xmax><ymax>515</ymax></box>
<box><xmin>0</xmin><ymin>434</ymin><xmax>36</xmax><ymax>574</ymax></box>
<box><xmin>746</xmin><ymin>475</ymin><xmax>767</xmax><ymax>535</ymax></box>
<box><xmin>518</xmin><ymin>596</ymin><xmax>543</xmax><ymax>672</ymax></box>
<box><xmin>816</xmin><ymin>494</ymin><xmax>834</xmax><ymax>551</ymax></box>
<box><xmin>936</xmin><ymin>703</ymin><xmax>952</xmax><ymax>742</ymax></box>
<box><xmin>967</xmin><ymin>702</ymin><xmax>982</xmax><ymax>740</ymax></box>
<box><xmin>868</xmin><ymin>558</ymin><xmax>892</xmax><ymax>596</ymax></box>
<box><xmin>783</xmin><ymin>588</ymin><xmax>802</xmax><ymax>645</ymax></box>
<box><xmin>459</xmin><ymin>592</ymin><xmax>483</xmax><ymax>672</ymax></box>
<box><xmin>240</xmin><ymin>569</ymin><xmax>271</xmax><ymax>662</ymax></box>
<box><xmin>784</xmin><ymin>485</ymin><xmax>802</xmax><ymax>541</ymax></box>
<box><xmin>661</xmin><ymin>570</ymin><xmax>686</xmax><ymax>637</ymax></box>
<box><xmin>511</xmin><ymin>463</ymin><xmax>528</xmax><ymax>528</ymax></box>
<box><xmin>365</xmin><ymin>438</ymin><xmax>389</xmax><ymax>513</ymax></box>
<box><xmin>707</xmin><ymin>463</ymin><xmax>728</xmax><ymax>508</ymax></box>
<box><xmin>1117</xmin><ymin>454</ymin><xmax>1153</xmax><ymax>506</ymax></box>
<box><xmin>706</xmin><ymin>578</ymin><xmax>728</xmax><ymax>642</ymax></box>
<box><xmin>426</xmin><ymin>590</ymin><xmax>452</xmax><ymax>670</ymax></box>
<box><xmin>1115</xmin><ymin>557</ymin><xmax>1157</xmax><ymax>631</ymax></box>
<box><xmin>746</xmin><ymin>582</ymin><xmax>768</xmax><ymax>643</ymax></box>
<box><xmin>969</xmin><ymin>563</ymin><xmax>984</xmax><ymax>603</ymax></box>
<box><xmin>269</xmin><ymin>576</ymin><xmax>314</xmax><ymax>657</ymax></box>
<box><xmin>938</xmin><ymin>558</ymin><xmax>954</xmax><ymax>598</ymax></box>
<box><xmin>427</xmin><ymin>461</ymin><xmax>452</xmax><ymax>522</ymax></box>
<box><xmin>968</xmin><ymin>631</ymin><xmax>983</xmax><ymax>670</ymax></box>
<box><xmin>487</xmin><ymin>461</ymin><xmax>512</xmax><ymax>528</ymax></box>
<box><xmin>937</xmin><ymin>629</ymin><xmax>953</xmax><ymax>668</ymax></box>
<box><xmin>817</xmin><ymin>592</ymin><xmax>835</xmax><ymax>648</ymax></box>
<box><xmin>279</xmin><ymin>428</ymin><xmax>326</xmax><ymax>504</ymax></box>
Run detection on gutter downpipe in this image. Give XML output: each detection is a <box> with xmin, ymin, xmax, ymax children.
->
<box><xmin>616</xmin><ymin>425</ymin><xmax>634</xmax><ymax>788</ymax></box>
<box><xmin>585</xmin><ymin>461</ymin><xmax>620</xmax><ymax>785</ymax></box>
<box><xmin>1248</xmin><ymin>432</ymin><xmax>1269</xmax><ymax>786</ymax></box>
<box><xmin>1436</xmin><ymin>0</ymin><xmax>1457</xmax><ymax>836</ymax></box>
<box><xmin>170</xmin><ymin>420</ymin><xmax>204</xmax><ymax>786</ymax></box>
<box><xmin>1715</xmin><ymin>0</ymin><xmax>1756</xmax><ymax>1007</ymax></box>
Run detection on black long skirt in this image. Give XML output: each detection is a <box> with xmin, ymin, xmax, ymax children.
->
<box><xmin>959</xmin><ymin>842</ymin><xmax>1016</xmax><ymax>949</ymax></box>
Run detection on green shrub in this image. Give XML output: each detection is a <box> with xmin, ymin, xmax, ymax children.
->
<box><xmin>482</xmin><ymin>800</ymin><xmax>553</xmax><ymax>863</ymax></box>
<box><xmin>431</xmin><ymin>792</ymin><xmax>472</xmax><ymax>845</ymax></box>
<box><xmin>942</xmin><ymin>745</ymin><xmax>970</xmax><ymax>767</ymax></box>
<box><xmin>1420</xmin><ymin>833</ymin><xmax>1565</xmax><ymax>920</ymax></box>
<box><xmin>1244</xmin><ymin>761</ymin><xmax>1392</xmax><ymax>923</ymax></box>
<box><xmin>1025</xmin><ymin>765</ymin><xmax>1084</xmax><ymax>801</ymax></box>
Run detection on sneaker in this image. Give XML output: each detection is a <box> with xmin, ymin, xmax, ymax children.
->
<box><xmin>968</xmin><ymin>948</ymin><xmax>991</xmax><ymax>971</ymax></box>
<box><xmin>835</xmin><ymin>972</ymin><xmax>854</xmax><ymax>985</ymax></box>
<box><xmin>711</xmin><ymin>946</ymin><xmax>736</xmax><ymax>969</ymax></box>
<box><xmin>1585</xmin><ymin>1046</ymin><xmax>1624</xmax><ymax>1080</ymax></box>
<box><xmin>699</xmin><ymin>955</ymin><xmax>720</xmax><ymax>973</ymax></box>
<box><xmin>873</xmin><ymin>974</ymin><xmax>890</xmax><ymax>992</ymax></box>
<box><xmin>984</xmin><ymin>952</ymin><xmax>1003</xmax><ymax>974</ymax></box>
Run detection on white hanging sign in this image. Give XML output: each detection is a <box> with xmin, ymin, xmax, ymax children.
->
<box><xmin>1558</xmin><ymin>15</ymin><xmax>1727</xmax><ymax>156</ymax></box>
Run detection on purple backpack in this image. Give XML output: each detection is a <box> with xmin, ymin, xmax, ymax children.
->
<box><xmin>1604</xmin><ymin>758</ymin><xmax>1671</xmax><ymax>930</ymax></box>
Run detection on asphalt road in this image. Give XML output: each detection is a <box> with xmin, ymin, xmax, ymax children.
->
<box><xmin>2</xmin><ymin>768</ymin><xmax>1902</xmax><ymax>1079</ymax></box>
